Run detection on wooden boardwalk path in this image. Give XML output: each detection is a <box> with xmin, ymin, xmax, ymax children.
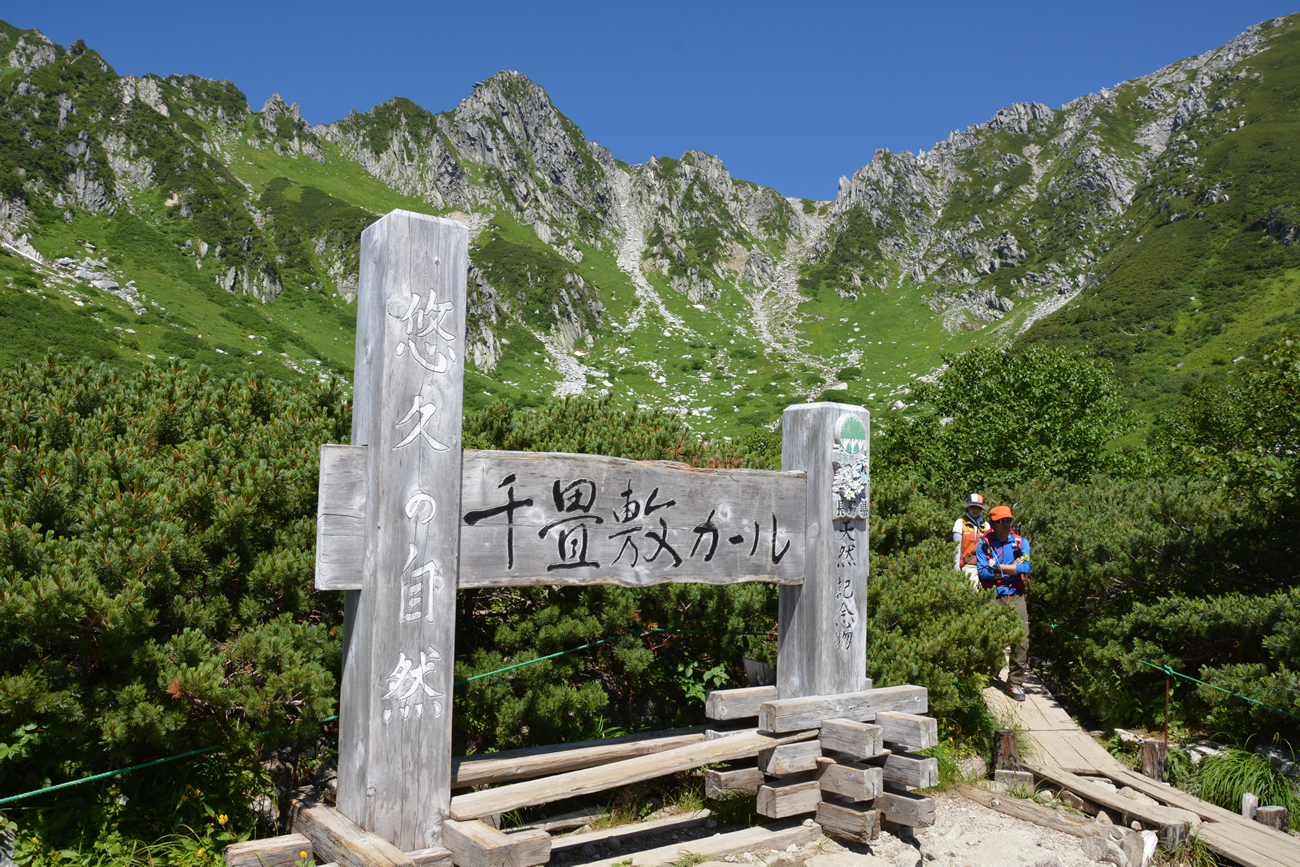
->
<box><xmin>982</xmin><ymin>671</ymin><xmax>1300</xmax><ymax>867</ymax></box>
<box><xmin>982</xmin><ymin>672</ymin><xmax>1128</xmax><ymax>775</ymax></box>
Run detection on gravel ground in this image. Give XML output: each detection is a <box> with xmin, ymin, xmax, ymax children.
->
<box><xmin>559</xmin><ymin>790</ymin><xmax>1139</xmax><ymax>867</ymax></box>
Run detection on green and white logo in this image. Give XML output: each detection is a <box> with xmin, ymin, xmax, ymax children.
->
<box><xmin>835</xmin><ymin>414</ymin><xmax>867</xmax><ymax>455</ymax></box>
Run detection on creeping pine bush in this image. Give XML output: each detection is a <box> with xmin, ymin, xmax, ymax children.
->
<box><xmin>0</xmin><ymin>357</ymin><xmax>350</xmax><ymax>795</ymax></box>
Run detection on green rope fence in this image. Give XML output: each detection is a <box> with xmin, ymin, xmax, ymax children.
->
<box><xmin>0</xmin><ymin>633</ymin><xmax>634</xmax><ymax>806</ymax></box>
<box><xmin>1032</xmin><ymin>602</ymin><xmax>1300</xmax><ymax>723</ymax></box>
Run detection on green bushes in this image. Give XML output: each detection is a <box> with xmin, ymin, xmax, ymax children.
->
<box><xmin>0</xmin><ymin>358</ymin><xmax>350</xmax><ymax>794</ymax></box>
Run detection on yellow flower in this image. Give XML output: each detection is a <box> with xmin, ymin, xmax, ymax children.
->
<box><xmin>218</xmin><ymin>813</ymin><xmax>228</xmax><ymax>825</ymax></box>
<box><xmin>300</xmin><ymin>852</ymin><xmax>308</xmax><ymax>859</ymax></box>
<box><xmin>197</xmin><ymin>850</ymin><xmax>206</xmax><ymax>858</ymax></box>
<box><xmin>31</xmin><ymin>837</ymin><xmax>39</xmax><ymax>844</ymax></box>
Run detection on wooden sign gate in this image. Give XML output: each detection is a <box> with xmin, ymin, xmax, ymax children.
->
<box><xmin>307</xmin><ymin>210</ymin><xmax>890</xmax><ymax>857</ymax></box>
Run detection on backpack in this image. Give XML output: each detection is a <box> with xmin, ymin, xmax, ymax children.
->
<box><xmin>958</xmin><ymin>513</ymin><xmax>989</xmax><ymax>566</ymax></box>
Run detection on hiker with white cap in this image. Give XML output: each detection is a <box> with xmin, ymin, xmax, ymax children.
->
<box><xmin>977</xmin><ymin>505</ymin><xmax>1032</xmax><ymax>701</ymax></box>
<box><xmin>952</xmin><ymin>493</ymin><xmax>990</xmax><ymax>586</ymax></box>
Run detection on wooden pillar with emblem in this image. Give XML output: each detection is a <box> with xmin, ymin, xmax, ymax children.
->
<box><xmin>776</xmin><ymin>403</ymin><xmax>870</xmax><ymax>699</ymax></box>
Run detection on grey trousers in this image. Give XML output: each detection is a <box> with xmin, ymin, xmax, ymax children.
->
<box><xmin>996</xmin><ymin>592</ymin><xmax>1030</xmax><ymax>689</ymax></box>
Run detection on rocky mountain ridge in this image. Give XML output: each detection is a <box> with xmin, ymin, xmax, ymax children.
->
<box><xmin>0</xmin><ymin>14</ymin><xmax>1296</xmax><ymax>432</ymax></box>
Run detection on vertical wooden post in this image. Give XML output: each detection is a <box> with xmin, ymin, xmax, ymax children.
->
<box><xmin>338</xmin><ymin>211</ymin><xmax>468</xmax><ymax>849</ymax></box>
<box><xmin>1242</xmin><ymin>792</ymin><xmax>1259</xmax><ymax>820</ymax></box>
<box><xmin>992</xmin><ymin>730</ymin><xmax>1019</xmax><ymax>771</ymax></box>
<box><xmin>1257</xmin><ymin>806</ymin><xmax>1288</xmax><ymax>832</ymax></box>
<box><xmin>1140</xmin><ymin>738</ymin><xmax>1167</xmax><ymax>782</ymax></box>
<box><xmin>778</xmin><ymin>403</ymin><xmax>870</xmax><ymax>699</ymax></box>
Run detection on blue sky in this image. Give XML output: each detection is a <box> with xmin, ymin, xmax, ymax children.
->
<box><xmin>16</xmin><ymin>1</ymin><xmax>1299</xmax><ymax>200</ymax></box>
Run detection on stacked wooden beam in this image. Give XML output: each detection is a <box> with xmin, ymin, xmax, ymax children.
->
<box><xmin>705</xmin><ymin>684</ymin><xmax>940</xmax><ymax>843</ymax></box>
<box><xmin>226</xmin><ymin>684</ymin><xmax>939</xmax><ymax>867</ymax></box>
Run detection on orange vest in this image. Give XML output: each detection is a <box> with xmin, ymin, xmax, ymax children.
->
<box><xmin>959</xmin><ymin>514</ymin><xmax>989</xmax><ymax>566</ymax></box>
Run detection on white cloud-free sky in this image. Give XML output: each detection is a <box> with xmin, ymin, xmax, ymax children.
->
<box><xmin>15</xmin><ymin>1</ymin><xmax>1299</xmax><ymax>199</ymax></box>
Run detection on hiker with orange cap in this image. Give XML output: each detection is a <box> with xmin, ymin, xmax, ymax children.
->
<box><xmin>977</xmin><ymin>505</ymin><xmax>1032</xmax><ymax>702</ymax></box>
<box><xmin>952</xmin><ymin>493</ymin><xmax>990</xmax><ymax>587</ymax></box>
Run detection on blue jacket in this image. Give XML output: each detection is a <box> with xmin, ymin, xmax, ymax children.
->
<box><xmin>976</xmin><ymin>529</ymin><xmax>1031</xmax><ymax>595</ymax></box>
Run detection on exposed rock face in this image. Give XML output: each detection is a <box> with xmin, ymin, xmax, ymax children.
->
<box><xmin>260</xmin><ymin>93</ymin><xmax>323</xmax><ymax>161</ymax></box>
<box><xmin>802</xmin><ymin>18</ymin><xmax>1277</xmax><ymax>330</ymax></box>
<box><xmin>4</xmin><ymin>31</ymin><xmax>55</xmax><ymax>74</ymax></box>
<box><xmin>742</xmin><ymin>245</ymin><xmax>779</xmax><ymax>287</ymax></box>
<box><xmin>320</xmin><ymin>72</ymin><xmax>618</xmax><ymax>238</ymax></box>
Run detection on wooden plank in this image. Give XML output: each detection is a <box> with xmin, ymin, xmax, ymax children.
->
<box><xmin>408</xmin><ymin>849</ymin><xmax>454</xmax><ymax>867</ymax></box>
<box><xmin>443</xmin><ymin>821</ymin><xmax>549</xmax><ymax>867</ymax></box>
<box><xmin>816</xmin><ymin>757</ymin><xmax>882</xmax><ymax>801</ymax></box>
<box><xmin>316</xmin><ymin>445</ymin><xmax>368</xmax><ymax>591</ymax></box>
<box><xmin>223</xmin><ymin>833</ymin><xmax>312</xmax><ymax>867</ymax></box>
<box><xmin>705</xmin><ymin>686</ymin><xmax>778</xmax><ymax>720</ymax></box>
<box><xmin>458</xmin><ymin>451</ymin><xmax>807</xmax><ymax>588</ymax></box>
<box><xmin>819</xmin><ymin>718</ymin><xmax>883</xmax><ymax>758</ymax></box>
<box><xmin>777</xmin><ymin>403</ymin><xmax>870</xmax><ymax>699</ymax></box>
<box><xmin>288</xmin><ymin>790</ymin><xmax>416</xmax><ymax>867</ymax></box>
<box><xmin>873</xmin><ymin>789</ymin><xmax>935</xmax><ymax>828</ymax></box>
<box><xmin>564</xmin><ymin>819</ymin><xmax>822</xmax><ymax>867</ymax></box>
<box><xmin>1196</xmin><ymin>821</ymin><xmax>1299</xmax><ymax>867</ymax></box>
<box><xmin>551</xmin><ymin>810</ymin><xmax>712</xmax><ymax>854</ymax></box>
<box><xmin>705</xmin><ymin>766</ymin><xmax>764</xmax><ymax>798</ymax></box>
<box><xmin>336</xmin><ymin>210</ymin><xmax>467</xmax><ymax>849</ymax></box>
<box><xmin>451</xmin><ymin>728</ymin><xmax>708</xmax><ymax>788</ymax></box>
<box><xmin>759</xmin><ymin>685</ymin><xmax>927</xmax><ymax>733</ymax></box>
<box><xmin>1023</xmin><ymin>762</ymin><xmax>1189</xmax><ymax>847</ymax></box>
<box><xmin>879</xmin><ymin>752</ymin><xmax>939</xmax><ymax>790</ymax></box>
<box><xmin>756</xmin><ymin>777</ymin><xmax>822</xmax><ymax>818</ymax></box>
<box><xmin>876</xmin><ymin>712</ymin><xmax>939</xmax><ymax>751</ymax></box>
<box><xmin>815</xmin><ymin>802</ymin><xmax>880</xmax><ymax>843</ymax></box>
<box><xmin>758</xmin><ymin>740</ymin><xmax>822</xmax><ymax>775</ymax></box>
<box><xmin>1106</xmin><ymin>767</ymin><xmax>1300</xmax><ymax>865</ymax></box>
<box><xmin>450</xmin><ymin>729</ymin><xmax>816</xmax><ymax>820</ymax></box>
<box><xmin>954</xmin><ymin>784</ymin><xmax>1101</xmax><ymax>838</ymax></box>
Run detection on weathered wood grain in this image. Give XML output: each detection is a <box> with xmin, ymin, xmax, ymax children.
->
<box><xmin>336</xmin><ymin>210</ymin><xmax>468</xmax><ymax>849</ymax></box>
<box><xmin>875</xmin><ymin>712</ymin><xmax>939</xmax><ymax>751</ymax></box>
<box><xmin>408</xmin><ymin>848</ymin><xmax>455</xmax><ymax>867</ymax></box>
<box><xmin>879</xmin><ymin>752</ymin><xmax>939</xmax><ymax>790</ymax></box>
<box><xmin>449</xmin><ymin>729</ymin><xmax>815</xmax><ymax>819</ymax></box>
<box><xmin>816</xmin><ymin>757</ymin><xmax>883</xmax><ymax>801</ymax></box>
<box><xmin>815</xmin><ymin>802</ymin><xmax>880</xmax><ymax>843</ymax></box>
<box><xmin>758</xmin><ymin>740</ymin><xmax>822</xmax><ymax>775</ymax></box>
<box><xmin>288</xmin><ymin>789</ymin><xmax>416</xmax><ymax>867</ymax></box>
<box><xmin>223</xmin><ymin>833</ymin><xmax>312</xmax><ymax>867</ymax></box>
<box><xmin>442</xmin><ymin>820</ymin><xmax>549</xmax><ymax>867</ymax></box>
<box><xmin>316</xmin><ymin>445</ymin><xmax>368</xmax><ymax>591</ymax></box>
<box><xmin>451</xmin><ymin>728</ymin><xmax>708</xmax><ymax>788</ymax></box>
<box><xmin>873</xmin><ymin>789</ymin><xmax>935</xmax><ymax>828</ymax></box>
<box><xmin>705</xmin><ymin>686</ymin><xmax>778</xmax><ymax>720</ymax></box>
<box><xmin>1257</xmin><ymin>806</ymin><xmax>1288</xmax><ymax>832</ymax></box>
<box><xmin>756</xmin><ymin>777</ymin><xmax>822</xmax><ymax>818</ymax></box>
<box><xmin>759</xmin><ymin>685</ymin><xmax>927</xmax><ymax>733</ymax></box>
<box><xmin>954</xmin><ymin>784</ymin><xmax>1101</xmax><ymax>838</ymax></box>
<box><xmin>457</xmin><ymin>451</ymin><xmax>806</xmax><ymax>588</ymax></box>
<box><xmin>819</xmin><ymin>718</ymin><xmax>883</xmax><ymax>758</ymax></box>
<box><xmin>1024</xmin><ymin>762</ymin><xmax>1190</xmax><ymax>847</ymax></box>
<box><xmin>562</xmin><ymin>819</ymin><xmax>823</xmax><ymax>867</ymax></box>
<box><xmin>777</xmin><ymin>403</ymin><xmax>870</xmax><ymax>699</ymax></box>
<box><xmin>551</xmin><ymin>810</ymin><xmax>712</xmax><ymax>854</ymax></box>
<box><xmin>704</xmin><ymin>766</ymin><xmax>764</xmax><ymax>798</ymax></box>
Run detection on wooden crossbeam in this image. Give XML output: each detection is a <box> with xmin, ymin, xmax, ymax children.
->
<box><xmin>758</xmin><ymin>685</ymin><xmax>927</xmax><ymax>733</ymax></box>
<box><xmin>288</xmin><ymin>789</ymin><xmax>416</xmax><ymax>867</ymax></box>
<box><xmin>449</xmin><ymin>729</ymin><xmax>816</xmax><ymax>820</ymax></box>
<box><xmin>451</xmin><ymin>728</ymin><xmax>708</xmax><ymax>788</ymax></box>
<box><xmin>705</xmin><ymin>686</ymin><xmax>778</xmax><ymax>721</ymax></box>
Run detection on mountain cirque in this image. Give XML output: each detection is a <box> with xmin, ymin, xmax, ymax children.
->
<box><xmin>0</xmin><ymin>15</ymin><xmax>1296</xmax><ymax>433</ymax></box>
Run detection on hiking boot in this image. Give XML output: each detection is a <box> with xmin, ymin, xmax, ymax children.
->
<box><xmin>1009</xmin><ymin>686</ymin><xmax>1026</xmax><ymax>702</ymax></box>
